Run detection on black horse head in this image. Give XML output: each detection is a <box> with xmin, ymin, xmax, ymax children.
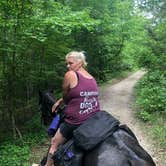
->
<box><xmin>39</xmin><ymin>89</ymin><xmax>56</xmax><ymax>126</ymax></box>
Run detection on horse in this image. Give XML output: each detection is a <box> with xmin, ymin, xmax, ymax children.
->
<box><xmin>38</xmin><ymin>90</ymin><xmax>156</xmax><ymax>166</ymax></box>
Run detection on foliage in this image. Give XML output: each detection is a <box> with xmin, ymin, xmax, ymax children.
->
<box><xmin>0</xmin><ymin>130</ymin><xmax>46</xmax><ymax>166</ymax></box>
<box><xmin>136</xmin><ymin>0</ymin><xmax>166</xmax><ymax>71</ymax></box>
<box><xmin>0</xmin><ymin>142</ymin><xmax>30</xmax><ymax>166</ymax></box>
<box><xmin>0</xmin><ymin>113</ymin><xmax>46</xmax><ymax>165</ymax></box>
<box><xmin>71</xmin><ymin>0</ymin><xmax>138</xmax><ymax>82</ymax></box>
<box><xmin>135</xmin><ymin>71</ymin><xmax>166</xmax><ymax>114</ymax></box>
<box><xmin>134</xmin><ymin>0</ymin><xmax>166</xmax><ymax>148</ymax></box>
<box><xmin>135</xmin><ymin>72</ymin><xmax>166</xmax><ymax>150</ymax></box>
<box><xmin>135</xmin><ymin>0</ymin><xmax>166</xmax><ymax>128</ymax></box>
<box><xmin>136</xmin><ymin>110</ymin><xmax>166</xmax><ymax>149</ymax></box>
<box><xmin>142</xmin><ymin>111</ymin><xmax>166</xmax><ymax>149</ymax></box>
<box><xmin>137</xmin><ymin>110</ymin><xmax>152</xmax><ymax>122</ymax></box>
<box><xmin>0</xmin><ymin>0</ymin><xmax>99</xmax><ymax>139</ymax></box>
<box><xmin>152</xmin><ymin>125</ymin><xmax>166</xmax><ymax>148</ymax></box>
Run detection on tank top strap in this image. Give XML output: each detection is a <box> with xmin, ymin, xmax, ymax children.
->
<box><xmin>75</xmin><ymin>71</ymin><xmax>80</xmax><ymax>82</ymax></box>
<box><xmin>75</xmin><ymin>71</ymin><xmax>88</xmax><ymax>80</ymax></box>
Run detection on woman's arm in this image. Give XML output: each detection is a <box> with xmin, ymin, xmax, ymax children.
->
<box><xmin>52</xmin><ymin>98</ymin><xmax>63</xmax><ymax>113</ymax></box>
<box><xmin>62</xmin><ymin>71</ymin><xmax>71</xmax><ymax>98</ymax></box>
<box><xmin>62</xmin><ymin>71</ymin><xmax>78</xmax><ymax>97</ymax></box>
<box><xmin>52</xmin><ymin>71</ymin><xmax>77</xmax><ymax>113</ymax></box>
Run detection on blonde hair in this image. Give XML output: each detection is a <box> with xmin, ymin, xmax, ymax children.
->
<box><xmin>66</xmin><ymin>51</ymin><xmax>88</xmax><ymax>67</ymax></box>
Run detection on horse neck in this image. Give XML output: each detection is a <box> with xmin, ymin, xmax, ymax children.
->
<box><xmin>45</xmin><ymin>93</ymin><xmax>55</xmax><ymax>106</ymax></box>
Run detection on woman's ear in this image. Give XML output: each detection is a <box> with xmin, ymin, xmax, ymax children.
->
<box><xmin>78</xmin><ymin>60</ymin><xmax>83</xmax><ymax>67</ymax></box>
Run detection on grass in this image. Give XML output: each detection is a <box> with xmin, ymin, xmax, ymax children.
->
<box><xmin>148</xmin><ymin>112</ymin><xmax>166</xmax><ymax>148</ymax></box>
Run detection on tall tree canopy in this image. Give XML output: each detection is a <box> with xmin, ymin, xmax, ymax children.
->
<box><xmin>134</xmin><ymin>0</ymin><xmax>166</xmax><ymax>115</ymax></box>
<box><xmin>0</xmin><ymin>0</ymin><xmax>165</xmax><ymax>140</ymax></box>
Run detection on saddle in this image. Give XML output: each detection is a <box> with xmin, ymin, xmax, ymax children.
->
<box><xmin>52</xmin><ymin>111</ymin><xmax>120</xmax><ymax>166</ymax></box>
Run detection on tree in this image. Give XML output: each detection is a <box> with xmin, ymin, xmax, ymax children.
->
<box><xmin>0</xmin><ymin>0</ymin><xmax>99</xmax><ymax>139</ymax></box>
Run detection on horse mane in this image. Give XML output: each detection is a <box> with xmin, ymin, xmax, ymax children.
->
<box><xmin>39</xmin><ymin>89</ymin><xmax>56</xmax><ymax>126</ymax></box>
<box><xmin>43</xmin><ymin>92</ymin><xmax>55</xmax><ymax>106</ymax></box>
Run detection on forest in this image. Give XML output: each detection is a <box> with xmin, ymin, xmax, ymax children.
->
<box><xmin>0</xmin><ymin>0</ymin><xmax>165</xmax><ymax>165</ymax></box>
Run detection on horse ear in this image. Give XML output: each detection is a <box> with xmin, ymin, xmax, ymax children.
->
<box><xmin>48</xmin><ymin>88</ymin><xmax>53</xmax><ymax>93</ymax></box>
<box><xmin>39</xmin><ymin>90</ymin><xmax>42</xmax><ymax>97</ymax></box>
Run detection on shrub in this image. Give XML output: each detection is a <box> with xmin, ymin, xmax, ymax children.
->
<box><xmin>137</xmin><ymin>111</ymin><xmax>152</xmax><ymax>122</ymax></box>
<box><xmin>0</xmin><ymin>143</ymin><xmax>30</xmax><ymax>166</ymax></box>
<box><xmin>135</xmin><ymin>70</ymin><xmax>166</xmax><ymax>114</ymax></box>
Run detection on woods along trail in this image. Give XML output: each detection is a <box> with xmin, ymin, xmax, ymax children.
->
<box><xmin>31</xmin><ymin>70</ymin><xmax>166</xmax><ymax>166</ymax></box>
<box><xmin>99</xmin><ymin>70</ymin><xmax>166</xmax><ymax>166</ymax></box>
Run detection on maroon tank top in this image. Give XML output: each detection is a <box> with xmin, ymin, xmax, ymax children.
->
<box><xmin>63</xmin><ymin>72</ymin><xmax>100</xmax><ymax>124</ymax></box>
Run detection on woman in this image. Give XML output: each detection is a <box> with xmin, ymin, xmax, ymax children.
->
<box><xmin>45</xmin><ymin>51</ymin><xmax>100</xmax><ymax>166</ymax></box>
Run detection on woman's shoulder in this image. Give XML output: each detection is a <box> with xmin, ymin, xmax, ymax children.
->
<box><xmin>64</xmin><ymin>71</ymin><xmax>77</xmax><ymax>80</ymax></box>
<box><xmin>77</xmin><ymin>70</ymin><xmax>94</xmax><ymax>79</ymax></box>
<box><xmin>64</xmin><ymin>71</ymin><xmax>78</xmax><ymax>88</ymax></box>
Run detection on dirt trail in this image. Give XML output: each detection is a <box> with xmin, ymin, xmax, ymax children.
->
<box><xmin>99</xmin><ymin>70</ymin><xmax>165</xmax><ymax>166</ymax></box>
